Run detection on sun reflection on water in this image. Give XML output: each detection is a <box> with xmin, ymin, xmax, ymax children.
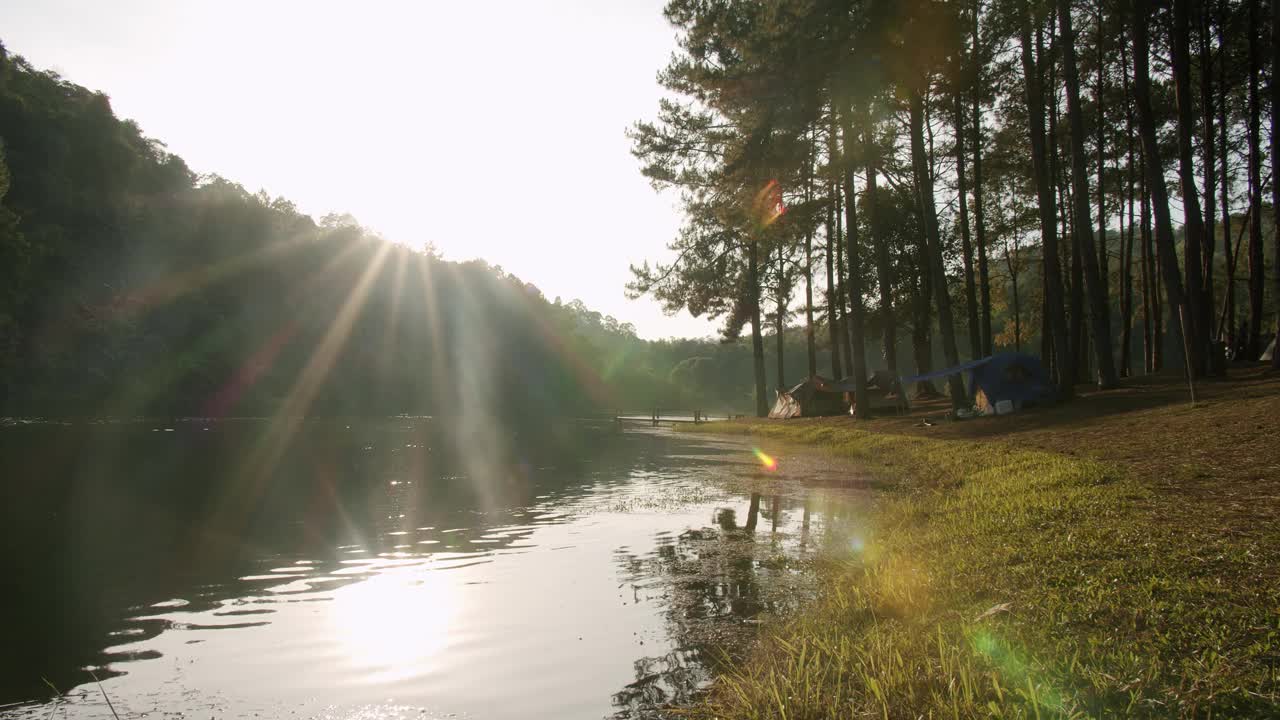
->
<box><xmin>329</xmin><ymin>566</ymin><xmax>460</xmax><ymax>682</ymax></box>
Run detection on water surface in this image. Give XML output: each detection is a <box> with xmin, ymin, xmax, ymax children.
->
<box><xmin>0</xmin><ymin>420</ymin><xmax>862</xmax><ymax>719</ymax></box>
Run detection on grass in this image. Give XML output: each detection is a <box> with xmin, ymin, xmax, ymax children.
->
<box><xmin>681</xmin><ymin>367</ymin><xmax>1280</xmax><ymax>718</ymax></box>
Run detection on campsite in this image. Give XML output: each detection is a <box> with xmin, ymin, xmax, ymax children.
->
<box><xmin>771</xmin><ymin>353</ymin><xmax>1059</xmax><ymax>420</ymax></box>
<box><xmin>692</xmin><ymin>364</ymin><xmax>1280</xmax><ymax>718</ymax></box>
<box><xmin>4</xmin><ymin>0</ymin><xmax>1280</xmax><ymax>718</ymax></box>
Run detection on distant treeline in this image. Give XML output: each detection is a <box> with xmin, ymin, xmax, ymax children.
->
<box><xmin>0</xmin><ymin>43</ymin><xmax>822</xmax><ymax>418</ymax></box>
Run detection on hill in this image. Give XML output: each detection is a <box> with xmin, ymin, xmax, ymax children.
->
<box><xmin>0</xmin><ymin>44</ymin><xmax>783</xmax><ymax>418</ymax></box>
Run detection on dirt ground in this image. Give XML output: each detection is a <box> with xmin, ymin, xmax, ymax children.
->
<box><xmin>784</xmin><ymin>363</ymin><xmax>1280</xmax><ymax>529</ymax></box>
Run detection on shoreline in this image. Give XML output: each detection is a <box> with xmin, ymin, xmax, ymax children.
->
<box><xmin>680</xmin><ymin>368</ymin><xmax>1280</xmax><ymax>717</ymax></box>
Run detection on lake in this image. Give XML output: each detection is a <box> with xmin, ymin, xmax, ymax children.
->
<box><xmin>0</xmin><ymin>419</ymin><xmax>864</xmax><ymax>719</ymax></box>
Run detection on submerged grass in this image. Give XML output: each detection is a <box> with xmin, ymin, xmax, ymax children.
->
<box><xmin>683</xmin><ymin>419</ymin><xmax>1280</xmax><ymax>718</ymax></box>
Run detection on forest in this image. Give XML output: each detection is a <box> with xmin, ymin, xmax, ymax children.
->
<box><xmin>628</xmin><ymin>0</ymin><xmax>1280</xmax><ymax>418</ymax></box>
<box><xmin>4</xmin><ymin>0</ymin><xmax>1280</xmax><ymax>423</ymax></box>
<box><xmin>0</xmin><ymin>42</ymin><xmax>796</xmax><ymax>418</ymax></box>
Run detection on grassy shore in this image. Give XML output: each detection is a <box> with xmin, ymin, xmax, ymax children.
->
<box><xmin>685</xmin><ymin>367</ymin><xmax>1280</xmax><ymax>718</ymax></box>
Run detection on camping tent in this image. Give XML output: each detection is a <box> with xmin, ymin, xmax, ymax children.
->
<box><xmin>1263</xmin><ymin>335</ymin><xmax>1276</xmax><ymax>362</ymax></box>
<box><xmin>768</xmin><ymin>373</ymin><xmax>908</xmax><ymax>419</ymax></box>
<box><xmin>969</xmin><ymin>353</ymin><xmax>1054</xmax><ymax>414</ymax></box>
<box><xmin>768</xmin><ymin>376</ymin><xmax>848</xmax><ymax>418</ymax></box>
<box><xmin>900</xmin><ymin>353</ymin><xmax>1054</xmax><ymax>415</ymax></box>
<box><xmin>825</xmin><ymin>371</ymin><xmax>909</xmax><ymax>415</ymax></box>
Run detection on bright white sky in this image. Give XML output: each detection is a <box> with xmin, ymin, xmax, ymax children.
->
<box><xmin>3</xmin><ymin>0</ymin><xmax>719</xmax><ymax>339</ymax></box>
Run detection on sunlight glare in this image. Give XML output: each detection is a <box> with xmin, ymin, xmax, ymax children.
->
<box><xmin>329</xmin><ymin>567</ymin><xmax>461</xmax><ymax>682</ymax></box>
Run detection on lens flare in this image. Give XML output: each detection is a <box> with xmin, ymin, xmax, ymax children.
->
<box><xmin>753</xmin><ymin>448</ymin><xmax>778</xmax><ymax>471</ymax></box>
<box><xmin>752</xmin><ymin>180</ymin><xmax>786</xmax><ymax>228</ymax></box>
<box><xmin>970</xmin><ymin>629</ymin><xmax>1066</xmax><ymax>715</ymax></box>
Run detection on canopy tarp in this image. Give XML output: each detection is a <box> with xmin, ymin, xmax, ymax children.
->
<box><xmin>819</xmin><ymin>377</ymin><xmax>859</xmax><ymax>393</ymax></box>
<box><xmin>823</xmin><ymin>371</ymin><xmax>901</xmax><ymax>394</ymax></box>
<box><xmin>900</xmin><ymin>357</ymin><xmax>992</xmax><ymax>386</ymax></box>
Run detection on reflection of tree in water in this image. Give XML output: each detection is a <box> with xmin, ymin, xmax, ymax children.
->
<box><xmin>610</xmin><ymin>493</ymin><xmax>814</xmax><ymax>718</ymax></box>
<box><xmin>612</xmin><ymin>647</ymin><xmax>707</xmax><ymax>718</ymax></box>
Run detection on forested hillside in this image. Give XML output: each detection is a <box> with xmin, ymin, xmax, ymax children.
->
<box><xmin>0</xmin><ymin>44</ymin><xmax>799</xmax><ymax>418</ymax></box>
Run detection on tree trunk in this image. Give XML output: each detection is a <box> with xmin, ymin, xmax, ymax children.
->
<box><xmin>749</xmin><ymin>238</ymin><xmax>768</xmax><ymax>417</ymax></box>
<box><xmin>1248</xmin><ymin>0</ymin><xmax>1265</xmax><ymax>359</ymax></box>
<box><xmin>1140</xmin><ymin>152</ymin><xmax>1156</xmax><ymax>372</ymax></box>
<box><xmin>1042</xmin><ymin>250</ymin><xmax>1053</xmax><ymax>363</ymax></box>
<box><xmin>1051</xmin><ymin>32</ymin><xmax>1085</xmax><ymax>384</ymax></box>
<box><xmin>836</xmin><ymin>183</ymin><xmax>855</xmax><ymax>377</ymax></box>
<box><xmin>912</xmin><ymin>195</ymin><xmax>937</xmax><ymax>394</ymax></box>
<box><xmin>775</xmin><ymin>243</ymin><xmax>785</xmax><ymax>392</ymax></box>
<box><xmin>1069</xmin><ymin>210</ymin><xmax>1086</xmax><ymax>381</ymax></box>
<box><xmin>1151</xmin><ymin>182</ymin><xmax>1164</xmax><ymax>371</ymax></box>
<box><xmin>1121</xmin><ymin>25</ymin><xmax>1136</xmax><ymax>377</ymax></box>
<box><xmin>1096</xmin><ymin>3</ymin><xmax>1111</xmax><ymax>326</ymax></box>
<box><xmin>1171</xmin><ymin>0</ymin><xmax>1209</xmax><ymax>377</ymax></box>
<box><xmin>1058</xmin><ymin>0</ymin><xmax>1119</xmax><ymax>387</ymax></box>
<box><xmin>911</xmin><ymin>264</ymin><xmax>939</xmax><ymax>397</ymax></box>
<box><xmin>804</xmin><ymin>144</ymin><xmax>817</xmax><ymax>379</ymax></box>
<box><xmin>1019</xmin><ymin>0</ymin><xmax>1072</xmax><ymax>396</ymax></box>
<box><xmin>1052</xmin><ymin>21</ymin><xmax>1090</xmax><ymax>385</ymax></box>
<box><xmin>839</xmin><ymin>110</ymin><xmax>871</xmax><ymax>416</ymax></box>
<box><xmin>1050</xmin><ymin>13</ymin><xmax>1082</xmax><ymax>384</ymax></box>
<box><xmin>864</xmin><ymin>103</ymin><xmax>899</xmax><ymax>376</ymax></box>
<box><xmin>1132</xmin><ymin>0</ymin><xmax>1193</xmax><ymax>377</ymax></box>
<box><xmin>1121</xmin><ymin>148</ymin><xmax>1135</xmax><ymax>377</ymax></box>
<box><xmin>1007</xmin><ymin>239</ymin><xmax>1022</xmax><ymax>352</ymax></box>
<box><xmin>1198</xmin><ymin>0</ymin><xmax>1218</xmax><ymax>372</ymax></box>
<box><xmin>972</xmin><ymin>0</ymin><xmax>993</xmax><ymax>357</ymax></box>
<box><xmin>825</xmin><ymin>181</ymin><xmax>843</xmax><ymax>378</ymax></box>
<box><xmin>909</xmin><ymin>88</ymin><xmax>966</xmax><ymax>409</ymax></box>
<box><xmin>954</xmin><ymin>92</ymin><xmax>981</xmax><ymax>359</ymax></box>
<box><xmin>1219</xmin><ymin>0</ymin><xmax>1235</xmax><ymax>347</ymax></box>
<box><xmin>1272</xmin><ymin>0</ymin><xmax>1280</xmax><ymax>368</ymax></box>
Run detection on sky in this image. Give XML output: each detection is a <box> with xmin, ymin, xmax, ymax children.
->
<box><xmin>2</xmin><ymin>0</ymin><xmax>721</xmax><ymax>340</ymax></box>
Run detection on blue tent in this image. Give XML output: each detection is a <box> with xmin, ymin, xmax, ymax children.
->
<box><xmin>901</xmin><ymin>353</ymin><xmax>1054</xmax><ymax>414</ymax></box>
<box><xmin>969</xmin><ymin>353</ymin><xmax>1054</xmax><ymax>413</ymax></box>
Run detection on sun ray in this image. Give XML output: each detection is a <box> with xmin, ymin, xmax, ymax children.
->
<box><xmin>88</xmin><ymin>230</ymin><xmax>374</xmax><ymax>418</ymax></box>
<box><xmin>249</xmin><ymin>239</ymin><xmax>394</xmax><ymax>469</ymax></box>
<box><xmin>414</xmin><ymin>254</ymin><xmax>455</xmax><ymax>415</ymax></box>
<box><xmin>205</xmin><ymin>239</ymin><xmax>394</xmax><ymax>538</ymax></box>
<box><xmin>95</xmin><ymin>233</ymin><xmax>313</xmax><ymax>322</ymax></box>
<box><xmin>201</xmin><ymin>320</ymin><xmax>301</xmax><ymax>419</ymax></box>
<box><xmin>376</xmin><ymin>248</ymin><xmax>409</xmax><ymax>387</ymax></box>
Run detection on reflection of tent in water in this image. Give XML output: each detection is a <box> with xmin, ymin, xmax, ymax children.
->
<box><xmin>901</xmin><ymin>352</ymin><xmax>1054</xmax><ymax>415</ymax></box>
<box><xmin>768</xmin><ymin>373</ymin><xmax>906</xmax><ymax>419</ymax></box>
